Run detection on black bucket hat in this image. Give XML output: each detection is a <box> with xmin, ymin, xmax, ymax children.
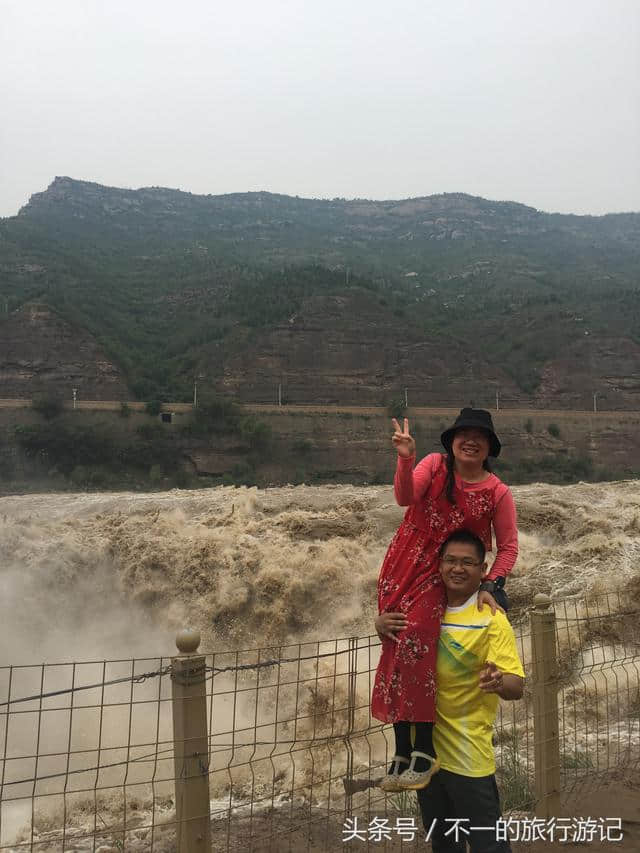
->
<box><xmin>440</xmin><ymin>408</ymin><xmax>501</xmax><ymax>458</ymax></box>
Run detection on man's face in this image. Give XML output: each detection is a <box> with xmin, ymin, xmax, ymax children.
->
<box><xmin>439</xmin><ymin>541</ymin><xmax>487</xmax><ymax>598</ymax></box>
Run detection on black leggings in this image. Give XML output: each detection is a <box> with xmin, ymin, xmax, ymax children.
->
<box><xmin>393</xmin><ymin>721</ymin><xmax>435</xmax><ymax>758</ymax></box>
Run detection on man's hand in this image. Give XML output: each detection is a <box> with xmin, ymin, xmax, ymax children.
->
<box><xmin>477</xmin><ymin>590</ymin><xmax>504</xmax><ymax>615</ymax></box>
<box><xmin>479</xmin><ymin>661</ymin><xmax>524</xmax><ymax>700</ymax></box>
<box><xmin>479</xmin><ymin>661</ymin><xmax>504</xmax><ymax>693</ymax></box>
<box><xmin>375</xmin><ymin>611</ymin><xmax>408</xmax><ymax>643</ymax></box>
<box><xmin>391</xmin><ymin>418</ymin><xmax>416</xmax><ymax>459</ymax></box>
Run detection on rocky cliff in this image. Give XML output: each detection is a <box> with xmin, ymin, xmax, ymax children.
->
<box><xmin>0</xmin><ymin>303</ymin><xmax>129</xmax><ymax>400</ymax></box>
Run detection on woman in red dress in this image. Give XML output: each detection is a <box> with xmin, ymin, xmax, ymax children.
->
<box><xmin>371</xmin><ymin>408</ymin><xmax>518</xmax><ymax>791</ymax></box>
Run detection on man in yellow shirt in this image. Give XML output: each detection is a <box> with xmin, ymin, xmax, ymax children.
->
<box><xmin>376</xmin><ymin>529</ymin><xmax>524</xmax><ymax>852</ymax></box>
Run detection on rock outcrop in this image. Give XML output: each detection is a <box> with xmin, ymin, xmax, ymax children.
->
<box><xmin>0</xmin><ymin>303</ymin><xmax>129</xmax><ymax>400</ymax></box>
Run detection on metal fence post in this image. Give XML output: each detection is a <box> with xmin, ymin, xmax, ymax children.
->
<box><xmin>531</xmin><ymin>593</ymin><xmax>561</xmax><ymax>817</ymax></box>
<box><xmin>171</xmin><ymin>629</ymin><xmax>211</xmax><ymax>852</ymax></box>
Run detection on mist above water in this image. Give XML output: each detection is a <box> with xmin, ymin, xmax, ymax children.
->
<box><xmin>2</xmin><ymin>479</ymin><xmax>640</xmax><ymax>664</ymax></box>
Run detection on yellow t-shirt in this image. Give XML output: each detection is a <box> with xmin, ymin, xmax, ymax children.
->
<box><xmin>433</xmin><ymin>592</ymin><xmax>525</xmax><ymax>777</ymax></box>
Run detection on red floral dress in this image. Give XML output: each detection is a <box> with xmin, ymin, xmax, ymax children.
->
<box><xmin>371</xmin><ymin>454</ymin><xmax>515</xmax><ymax>723</ymax></box>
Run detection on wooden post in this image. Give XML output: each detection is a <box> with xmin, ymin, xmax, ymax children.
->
<box><xmin>531</xmin><ymin>593</ymin><xmax>561</xmax><ymax>817</ymax></box>
<box><xmin>343</xmin><ymin>637</ymin><xmax>358</xmax><ymax>815</ymax></box>
<box><xmin>171</xmin><ymin>629</ymin><xmax>211</xmax><ymax>853</ymax></box>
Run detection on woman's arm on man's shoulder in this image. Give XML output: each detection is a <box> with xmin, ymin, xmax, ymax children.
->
<box><xmin>488</xmin><ymin>487</ymin><xmax>518</xmax><ymax>579</ymax></box>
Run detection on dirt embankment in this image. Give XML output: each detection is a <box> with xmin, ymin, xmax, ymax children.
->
<box><xmin>2</xmin><ymin>402</ymin><xmax>640</xmax><ymax>484</ymax></box>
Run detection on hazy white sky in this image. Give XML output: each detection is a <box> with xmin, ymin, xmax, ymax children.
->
<box><xmin>1</xmin><ymin>0</ymin><xmax>638</xmax><ymax>217</ymax></box>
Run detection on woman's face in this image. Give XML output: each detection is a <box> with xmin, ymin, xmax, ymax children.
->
<box><xmin>451</xmin><ymin>428</ymin><xmax>490</xmax><ymax>464</ymax></box>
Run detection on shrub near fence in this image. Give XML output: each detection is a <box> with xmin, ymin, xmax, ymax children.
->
<box><xmin>1</xmin><ymin>593</ymin><xmax>639</xmax><ymax>853</ymax></box>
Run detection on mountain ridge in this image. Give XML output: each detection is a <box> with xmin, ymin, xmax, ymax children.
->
<box><xmin>18</xmin><ymin>176</ymin><xmax>640</xmax><ymax>218</ymax></box>
<box><xmin>1</xmin><ymin>176</ymin><xmax>639</xmax><ymax>407</ymax></box>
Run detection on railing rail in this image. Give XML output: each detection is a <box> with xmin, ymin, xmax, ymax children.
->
<box><xmin>1</xmin><ymin>592</ymin><xmax>638</xmax><ymax>851</ymax></box>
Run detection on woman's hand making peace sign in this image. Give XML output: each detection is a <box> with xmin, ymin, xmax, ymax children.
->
<box><xmin>391</xmin><ymin>418</ymin><xmax>416</xmax><ymax>459</ymax></box>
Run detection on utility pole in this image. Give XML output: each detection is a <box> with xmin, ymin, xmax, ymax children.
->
<box><xmin>194</xmin><ymin>373</ymin><xmax>205</xmax><ymax>408</ymax></box>
<box><xmin>593</xmin><ymin>391</ymin><xmax>598</xmax><ymax>413</ymax></box>
<box><xmin>278</xmin><ymin>383</ymin><xmax>282</xmax><ymax>407</ymax></box>
<box><xmin>404</xmin><ymin>388</ymin><xmax>408</xmax><ymax>409</ymax></box>
<box><xmin>72</xmin><ymin>388</ymin><xmax>78</xmax><ymax>410</ymax></box>
<box><xmin>496</xmin><ymin>389</ymin><xmax>500</xmax><ymax>411</ymax></box>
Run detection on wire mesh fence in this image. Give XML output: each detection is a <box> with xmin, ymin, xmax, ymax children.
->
<box><xmin>220</xmin><ymin>391</ymin><xmax>624</xmax><ymax>413</ymax></box>
<box><xmin>1</xmin><ymin>392</ymin><xmax>635</xmax><ymax>414</ymax></box>
<box><xmin>554</xmin><ymin>593</ymin><xmax>640</xmax><ymax>791</ymax></box>
<box><xmin>1</xmin><ymin>592</ymin><xmax>638</xmax><ymax>852</ymax></box>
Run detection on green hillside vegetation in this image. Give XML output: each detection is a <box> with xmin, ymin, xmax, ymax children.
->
<box><xmin>2</xmin><ymin>393</ymin><xmax>274</xmax><ymax>491</ymax></box>
<box><xmin>1</xmin><ymin>177</ymin><xmax>640</xmax><ymax>401</ymax></box>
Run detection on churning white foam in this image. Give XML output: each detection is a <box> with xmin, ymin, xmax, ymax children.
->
<box><xmin>1</xmin><ymin>480</ymin><xmax>640</xmax><ymax>661</ymax></box>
